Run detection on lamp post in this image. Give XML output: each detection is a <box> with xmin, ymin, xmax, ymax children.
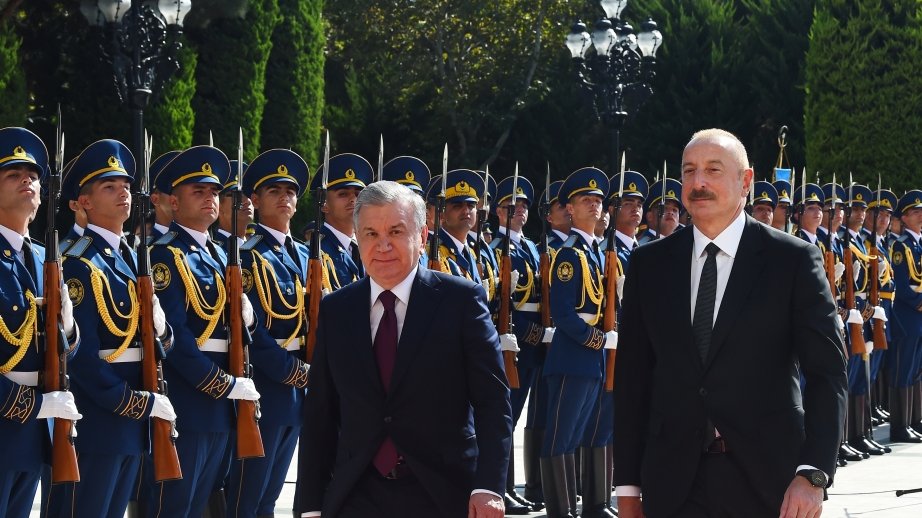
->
<box><xmin>566</xmin><ymin>0</ymin><xmax>662</xmax><ymax>175</ymax></box>
<box><xmin>80</xmin><ymin>0</ymin><xmax>191</xmax><ymax>159</ymax></box>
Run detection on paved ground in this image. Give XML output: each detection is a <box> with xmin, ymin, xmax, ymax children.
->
<box><xmin>31</xmin><ymin>422</ymin><xmax>922</xmax><ymax>517</ymax></box>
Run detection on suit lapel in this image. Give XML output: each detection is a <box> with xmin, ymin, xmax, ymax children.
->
<box><xmin>350</xmin><ymin>278</ymin><xmax>384</xmax><ymax>395</ymax></box>
<box><xmin>388</xmin><ymin>268</ymin><xmax>441</xmax><ymax>395</ymax></box>
<box><xmin>668</xmin><ymin>228</ymin><xmax>699</xmax><ymax>372</ymax></box>
<box><xmin>706</xmin><ymin>217</ymin><xmax>766</xmax><ymax>367</ymax></box>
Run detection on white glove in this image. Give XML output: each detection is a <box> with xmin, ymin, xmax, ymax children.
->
<box><xmin>834</xmin><ymin>262</ymin><xmax>845</xmax><ymax>283</ymax></box>
<box><xmin>499</xmin><ymin>333</ymin><xmax>520</xmax><ymax>353</ymax></box>
<box><xmin>150</xmin><ymin>393</ymin><xmax>177</xmax><ymax>421</ymax></box>
<box><xmin>61</xmin><ymin>283</ymin><xmax>75</xmax><ymax>337</ymax></box>
<box><xmin>151</xmin><ymin>295</ymin><xmax>167</xmax><ymax>337</ymax></box>
<box><xmin>227</xmin><ymin>377</ymin><xmax>260</xmax><ymax>401</ymax></box>
<box><xmin>865</xmin><ymin>341</ymin><xmax>875</xmax><ymax>355</ymax></box>
<box><xmin>878</xmin><ymin>257</ymin><xmax>888</xmax><ymax>280</ymax></box>
<box><xmin>510</xmin><ymin>270</ymin><xmax>521</xmax><ymax>288</ymax></box>
<box><xmin>604</xmin><ymin>330</ymin><xmax>618</xmax><ymax>350</ymax></box>
<box><xmin>846</xmin><ymin>308</ymin><xmax>864</xmax><ymax>325</ymax></box>
<box><xmin>241</xmin><ymin>294</ymin><xmax>255</xmax><ymax>328</ymax></box>
<box><xmin>616</xmin><ymin>275</ymin><xmax>626</xmax><ymax>301</ymax></box>
<box><xmin>853</xmin><ymin>260</ymin><xmax>862</xmax><ymax>283</ymax></box>
<box><xmin>836</xmin><ymin>313</ymin><xmax>845</xmax><ymax>331</ymax></box>
<box><xmin>872</xmin><ymin>305</ymin><xmax>888</xmax><ymax>322</ymax></box>
<box><xmin>542</xmin><ymin>327</ymin><xmax>555</xmax><ymax>343</ymax></box>
<box><xmin>37</xmin><ymin>391</ymin><xmax>82</xmax><ymax>421</ymax></box>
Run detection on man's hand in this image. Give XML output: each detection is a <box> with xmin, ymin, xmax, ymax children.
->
<box><xmin>779</xmin><ymin>476</ymin><xmax>823</xmax><ymax>518</ymax></box>
<box><xmin>468</xmin><ymin>492</ymin><xmax>504</xmax><ymax>518</ymax></box>
<box><xmin>617</xmin><ymin>496</ymin><xmax>645</xmax><ymax>518</ymax></box>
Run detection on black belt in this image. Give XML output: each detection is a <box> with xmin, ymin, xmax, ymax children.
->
<box><xmin>704</xmin><ymin>437</ymin><xmax>728</xmax><ymax>454</ymax></box>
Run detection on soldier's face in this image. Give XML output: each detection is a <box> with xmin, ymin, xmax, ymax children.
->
<box><xmin>442</xmin><ymin>201</ymin><xmax>476</xmax><ymax>235</ymax></box>
<box><xmin>79</xmin><ymin>178</ymin><xmax>132</xmax><ymax>229</ymax></box>
<box><xmin>752</xmin><ymin>203</ymin><xmax>774</xmax><ymax>226</ymax></box>
<box><xmin>251</xmin><ymin>183</ymin><xmax>294</xmax><ymax>225</ymax></box>
<box><xmin>848</xmin><ymin>206</ymin><xmax>866</xmax><ymax>229</ymax></box>
<box><xmin>170</xmin><ymin>182</ymin><xmax>220</xmax><ymax>231</ymax></box>
<box><xmin>356</xmin><ymin>199</ymin><xmax>427</xmax><ymax>290</ymax></box>
<box><xmin>547</xmin><ymin>201</ymin><xmax>571</xmax><ymax>230</ymax></box>
<box><xmin>773</xmin><ymin>202</ymin><xmax>789</xmax><ymax>228</ymax></box>
<box><xmin>801</xmin><ymin>204</ymin><xmax>823</xmax><ymax>232</ymax></box>
<box><xmin>323</xmin><ymin>187</ymin><xmax>360</xmax><ymax>223</ymax></box>
<box><xmin>496</xmin><ymin>200</ymin><xmax>528</xmax><ymax>231</ymax></box>
<box><xmin>681</xmin><ymin>139</ymin><xmax>751</xmax><ymax>234</ymax></box>
<box><xmin>566</xmin><ymin>194</ymin><xmax>602</xmax><ymax>232</ymax></box>
<box><xmin>902</xmin><ymin>208</ymin><xmax>922</xmax><ymax>233</ymax></box>
<box><xmin>615</xmin><ymin>197</ymin><xmax>643</xmax><ymax>229</ymax></box>
<box><xmin>0</xmin><ymin>165</ymin><xmax>41</xmax><ymax>218</ymax></box>
<box><xmin>873</xmin><ymin>211</ymin><xmax>891</xmax><ymax>235</ymax></box>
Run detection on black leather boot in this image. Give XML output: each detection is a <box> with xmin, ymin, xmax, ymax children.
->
<box><xmin>541</xmin><ymin>456</ymin><xmax>576</xmax><ymax>518</ymax></box>
<box><xmin>523</xmin><ymin>429</ymin><xmax>545</xmax><ymax>509</ymax></box>
<box><xmin>202</xmin><ymin>489</ymin><xmax>227</xmax><ymax>518</ymax></box>
<box><xmin>910</xmin><ymin>383</ymin><xmax>922</xmax><ymax>435</ymax></box>
<box><xmin>848</xmin><ymin>394</ymin><xmax>885</xmax><ymax>455</ymax></box>
<box><xmin>580</xmin><ymin>447</ymin><xmax>616</xmax><ymax>518</ymax></box>
<box><xmin>565</xmin><ymin>453</ymin><xmax>579</xmax><ymax>518</ymax></box>
<box><xmin>890</xmin><ymin>387</ymin><xmax>922</xmax><ymax>442</ymax></box>
<box><xmin>504</xmin><ymin>443</ymin><xmax>533</xmax><ymax>515</ymax></box>
<box><xmin>605</xmin><ymin>444</ymin><xmax>617</xmax><ymax>516</ymax></box>
<box><xmin>126</xmin><ymin>501</ymin><xmax>144</xmax><ymax>518</ymax></box>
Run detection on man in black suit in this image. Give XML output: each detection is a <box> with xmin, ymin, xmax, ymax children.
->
<box><xmin>298</xmin><ymin>180</ymin><xmax>512</xmax><ymax>517</ymax></box>
<box><xmin>614</xmin><ymin>129</ymin><xmax>847</xmax><ymax>518</ymax></box>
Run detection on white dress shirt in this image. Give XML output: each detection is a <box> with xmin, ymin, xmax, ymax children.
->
<box><xmin>324</xmin><ymin>221</ymin><xmax>355</xmax><ymax>251</ymax></box>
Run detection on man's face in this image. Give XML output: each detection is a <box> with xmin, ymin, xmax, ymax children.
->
<box><xmin>822</xmin><ymin>203</ymin><xmax>844</xmax><ymax>230</ymax></box>
<box><xmin>874</xmin><ymin>211</ymin><xmax>892</xmax><ymax>235</ymax></box>
<box><xmin>646</xmin><ymin>200</ymin><xmax>680</xmax><ymax>236</ymax></box>
<box><xmin>79</xmin><ymin>178</ymin><xmax>132</xmax><ymax>229</ymax></box>
<box><xmin>151</xmin><ymin>190</ymin><xmax>173</xmax><ymax>224</ymax></box>
<box><xmin>442</xmin><ymin>200</ymin><xmax>476</xmax><ymax>236</ymax></box>
<box><xmin>547</xmin><ymin>201</ymin><xmax>571</xmax><ymax>231</ymax></box>
<box><xmin>170</xmin><ymin>182</ymin><xmax>220</xmax><ymax>231</ymax></box>
<box><xmin>496</xmin><ymin>199</ymin><xmax>528</xmax><ymax>232</ymax></box>
<box><xmin>356</xmin><ymin>200</ymin><xmax>427</xmax><ymax>290</ymax></box>
<box><xmin>681</xmin><ymin>140</ymin><xmax>750</xmax><ymax>230</ymax></box>
<box><xmin>251</xmin><ymin>183</ymin><xmax>295</xmax><ymax>226</ymax></box>
<box><xmin>847</xmin><ymin>205</ymin><xmax>866</xmax><ymax>230</ymax></box>
<box><xmin>218</xmin><ymin>190</ymin><xmax>254</xmax><ymax>228</ymax></box>
<box><xmin>752</xmin><ymin>202</ymin><xmax>774</xmax><ymax>226</ymax></box>
<box><xmin>902</xmin><ymin>208</ymin><xmax>922</xmax><ymax>233</ymax></box>
<box><xmin>772</xmin><ymin>202</ymin><xmax>789</xmax><ymax>229</ymax></box>
<box><xmin>566</xmin><ymin>194</ymin><xmax>602</xmax><ymax>231</ymax></box>
<box><xmin>0</xmin><ymin>165</ymin><xmax>41</xmax><ymax>218</ymax></box>
<box><xmin>800</xmin><ymin>203</ymin><xmax>823</xmax><ymax>232</ymax></box>
<box><xmin>323</xmin><ymin>186</ymin><xmax>360</xmax><ymax>224</ymax></box>
<box><xmin>594</xmin><ymin>210</ymin><xmax>610</xmax><ymax>237</ymax></box>
<box><xmin>615</xmin><ymin>197</ymin><xmax>643</xmax><ymax>229</ymax></box>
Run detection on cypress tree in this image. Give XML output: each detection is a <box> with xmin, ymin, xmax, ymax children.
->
<box><xmin>146</xmin><ymin>44</ymin><xmax>197</xmax><ymax>152</ymax></box>
<box><xmin>0</xmin><ymin>18</ymin><xmax>27</xmax><ymax>126</ymax></box>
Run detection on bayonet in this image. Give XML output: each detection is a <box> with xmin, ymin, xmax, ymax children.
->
<box><xmin>237</xmin><ymin>128</ymin><xmax>244</xmax><ymax>190</ymax></box>
<box><xmin>377</xmin><ymin>134</ymin><xmax>383</xmax><ymax>184</ymax></box>
<box><xmin>441</xmin><ymin>144</ymin><xmax>448</xmax><ymax>197</ymax></box>
<box><xmin>322</xmin><ymin>131</ymin><xmax>330</xmax><ymax>189</ymax></box>
<box><xmin>484</xmin><ymin>165</ymin><xmax>492</xmax><ymax>213</ymax></box>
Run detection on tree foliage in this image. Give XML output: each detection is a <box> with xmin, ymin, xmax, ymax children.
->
<box><xmin>147</xmin><ymin>43</ymin><xmax>197</xmax><ymax>152</ymax></box>
<box><xmin>805</xmin><ymin>0</ymin><xmax>922</xmax><ymax>192</ymax></box>
<box><xmin>0</xmin><ymin>16</ymin><xmax>26</xmax><ymax>127</ymax></box>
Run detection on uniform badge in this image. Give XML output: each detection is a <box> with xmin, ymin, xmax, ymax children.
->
<box><xmin>556</xmin><ymin>261</ymin><xmax>574</xmax><ymax>282</ymax></box>
<box><xmin>152</xmin><ymin>263</ymin><xmax>171</xmax><ymax>290</ymax></box>
<box><xmin>893</xmin><ymin>251</ymin><xmax>904</xmax><ymax>265</ymax></box>
<box><xmin>242</xmin><ymin>268</ymin><xmax>254</xmax><ymax>293</ymax></box>
<box><xmin>66</xmin><ymin>279</ymin><xmax>84</xmax><ymax>306</ymax></box>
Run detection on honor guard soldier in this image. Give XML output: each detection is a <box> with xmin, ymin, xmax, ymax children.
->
<box><xmin>214</xmin><ymin>160</ymin><xmax>254</xmax><ymax>250</ymax></box>
<box><xmin>429</xmin><ymin>169</ymin><xmax>486</xmax><ymax>283</ymax></box>
<box><xmin>865</xmin><ymin>189</ymin><xmax>898</xmax><ymax>424</ymax></box>
<box><xmin>608</xmin><ymin>171</ymin><xmax>648</xmax><ymax>262</ymax></box>
<box><xmin>543</xmin><ymin>181</ymin><xmax>570</xmax><ymax>250</ymax></box>
<box><xmin>887</xmin><ymin>190</ymin><xmax>922</xmax><ymax>442</ymax></box>
<box><xmin>0</xmin><ymin>127</ymin><xmax>82</xmax><ymax>518</ymax></box>
<box><xmin>147</xmin><ymin>146</ymin><xmax>261</xmax><ymax>516</ymax></box>
<box><xmin>49</xmin><ymin>139</ymin><xmax>177</xmax><ymax>517</ymax></box>
<box><xmin>541</xmin><ymin>167</ymin><xmax>615</xmax><ymax>518</ymax></box>
<box><xmin>149</xmin><ymin>150</ymin><xmax>180</xmax><ymax>243</ymax></box>
<box><xmin>820</xmin><ymin>182</ymin><xmax>846</xmax><ymax>257</ymax></box>
<box><xmin>59</xmin><ymin>157</ymin><xmax>86</xmax><ymax>253</ymax></box>
<box><xmin>227</xmin><ymin>149</ymin><xmax>312</xmax><ymax>517</ymax></box>
<box><xmin>309</xmin><ymin>153</ymin><xmax>372</xmax><ymax>291</ymax></box>
<box><xmin>793</xmin><ymin>184</ymin><xmax>825</xmax><ymax>246</ymax></box>
<box><xmin>772</xmin><ymin>179</ymin><xmax>793</xmax><ymax>232</ymax></box>
<box><xmin>472</xmin><ymin>170</ymin><xmax>499</xmax><ymax>303</ymax></box>
<box><xmin>491</xmin><ymin>175</ymin><xmax>545</xmax><ymax>514</ymax></box>
<box><xmin>382</xmin><ymin>155</ymin><xmax>430</xmax><ymax>268</ymax></box>
<box><xmin>638</xmin><ymin>178</ymin><xmax>682</xmax><ymax>245</ymax></box>
<box><xmin>751</xmin><ymin>181</ymin><xmax>778</xmax><ymax>227</ymax></box>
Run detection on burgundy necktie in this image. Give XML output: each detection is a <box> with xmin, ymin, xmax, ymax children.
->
<box><xmin>373</xmin><ymin>290</ymin><xmax>399</xmax><ymax>476</ymax></box>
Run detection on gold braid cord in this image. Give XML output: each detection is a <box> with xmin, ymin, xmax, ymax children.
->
<box><xmin>575</xmin><ymin>249</ymin><xmax>604</xmax><ymax>325</ymax></box>
<box><xmin>0</xmin><ymin>291</ymin><xmax>37</xmax><ymax>374</ymax></box>
<box><xmin>514</xmin><ymin>261</ymin><xmax>534</xmax><ymax>309</ymax></box>
<box><xmin>251</xmin><ymin>251</ymin><xmax>304</xmax><ymax>347</ymax></box>
<box><xmin>902</xmin><ymin>244</ymin><xmax>922</xmax><ymax>285</ymax></box>
<box><xmin>81</xmin><ymin>258</ymin><xmax>139</xmax><ymax>362</ymax></box>
<box><xmin>321</xmin><ymin>252</ymin><xmax>340</xmax><ymax>291</ymax></box>
<box><xmin>849</xmin><ymin>244</ymin><xmax>871</xmax><ymax>293</ymax></box>
<box><xmin>169</xmin><ymin>247</ymin><xmax>226</xmax><ymax>346</ymax></box>
<box><xmin>482</xmin><ymin>259</ymin><xmax>497</xmax><ymax>302</ymax></box>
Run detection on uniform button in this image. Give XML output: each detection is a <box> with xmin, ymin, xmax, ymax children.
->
<box><xmin>383</xmin><ymin>416</ymin><xmax>392</xmax><ymax>423</ymax></box>
<box><xmin>205</xmin><ymin>285</ymin><xmax>211</xmax><ymax>290</ymax></box>
<box><xmin>699</xmin><ymin>388</ymin><xmax>708</xmax><ymax>397</ymax></box>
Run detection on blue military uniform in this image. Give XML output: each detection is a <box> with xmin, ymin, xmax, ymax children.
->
<box><xmin>427</xmin><ymin>169</ymin><xmax>485</xmax><ymax>284</ymax></box>
<box><xmin>146</xmin><ymin>146</ymin><xmax>240</xmax><ymax>516</ymax></box>
<box><xmin>887</xmin><ymin>190</ymin><xmax>922</xmax><ymax>442</ymax></box>
<box><xmin>792</xmin><ymin>184</ymin><xmax>825</xmax><ymax>246</ymax></box>
<box><xmin>310</xmin><ymin>153</ymin><xmax>372</xmax><ymax>291</ymax></box>
<box><xmin>0</xmin><ymin>127</ymin><xmax>80</xmax><ymax>518</ymax></box>
<box><xmin>148</xmin><ymin>151</ymin><xmax>181</xmax><ymax>244</ymax></box>
<box><xmin>774</xmin><ymin>179</ymin><xmax>793</xmax><ymax>231</ymax></box>
<box><xmin>638</xmin><ymin>178</ymin><xmax>682</xmax><ymax>245</ymax></box>
<box><xmin>213</xmin><ymin>160</ymin><xmax>249</xmax><ymax>251</ymax></box>
<box><xmin>471</xmin><ymin>170</ymin><xmax>499</xmax><ymax>303</ymax></box>
<box><xmin>49</xmin><ymin>139</ymin><xmax>180</xmax><ymax>518</ymax></box>
<box><xmin>541</xmin><ymin>181</ymin><xmax>569</xmax><ymax>253</ymax></box>
<box><xmin>59</xmin><ymin>156</ymin><xmax>84</xmax><ymax>254</ymax></box>
<box><xmin>381</xmin><ymin>155</ymin><xmax>430</xmax><ymax>196</ymax></box>
<box><xmin>226</xmin><ymin>149</ymin><xmax>313</xmax><ymax>518</ymax></box>
<box><xmin>865</xmin><ymin>189</ymin><xmax>898</xmax><ymax>423</ymax></box>
<box><xmin>541</xmin><ymin>167</ymin><xmax>610</xmax><ymax>518</ymax></box>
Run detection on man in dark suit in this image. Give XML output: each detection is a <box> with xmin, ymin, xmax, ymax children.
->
<box><xmin>298</xmin><ymin>180</ymin><xmax>512</xmax><ymax>518</ymax></box>
<box><xmin>614</xmin><ymin>129</ymin><xmax>847</xmax><ymax>518</ymax></box>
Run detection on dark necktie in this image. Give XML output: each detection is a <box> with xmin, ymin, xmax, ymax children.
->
<box><xmin>692</xmin><ymin>243</ymin><xmax>720</xmax><ymax>363</ymax></box>
<box><xmin>373</xmin><ymin>290</ymin><xmax>399</xmax><ymax>476</ymax></box>
<box><xmin>349</xmin><ymin>239</ymin><xmax>364</xmax><ymax>275</ymax></box>
<box><xmin>119</xmin><ymin>240</ymin><xmax>137</xmax><ymax>275</ymax></box>
<box><xmin>205</xmin><ymin>239</ymin><xmax>220</xmax><ymax>260</ymax></box>
<box><xmin>21</xmin><ymin>237</ymin><xmax>38</xmax><ymax>281</ymax></box>
<box><xmin>284</xmin><ymin>237</ymin><xmax>303</xmax><ymax>276</ymax></box>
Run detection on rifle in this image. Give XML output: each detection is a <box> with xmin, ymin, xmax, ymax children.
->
<box><xmin>427</xmin><ymin>145</ymin><xmax>448</xmax><ymax>271</ymax></box>
<box><xmin>655</xmin><ymin>163</ymin><xmax>666</xmax><ymax>238</ymax></box>
<box><xmin>602</xmin><ymin>160</ymin><xmax>626</xmax><ymax>392</ymax></box>
<box><xmin>869</xmin><ymin>179</ymin><xmax>887</xmax><ymax>350</ymax></box>
<box><xmin>824</xmin><ymin>175</ymin><xmax>838</xmax><ymax>301</ymax></box>
<box><xmin>474</xmin><ymin>166</ymin><xmax>491</xmax><ymax>280</ymax></box>
<box><xmin>43</xmin><ymin>107</ymin><xmax>80</xmax><ymax>484</ymax></box>
<box><xmin>843</xmin><ymin>179</ymin><xmax>866</xmax><ymax>356</ymax></box>
<box><xmin>305</xmin><ymin>131</ymin><xmax>330</xmax><ymax>363</ymax></box>
<box><xmin>539</xmin><ymin>165</ymin><xmax>552</xmax><ymax>331</ymax></box>
<box><xmin>497</xmin><ymin>165</ymin><xmax>521</xmax><ymax>389</ymax></box>
<box><xmin>226</xmin><ymin>129</ymin><xmax>265</xmax><ymax>458</ymax></box>
<box><xmin>137</xmin><ymin>132</ymin><xmax>182</xmax><ymax>481</ymax></box>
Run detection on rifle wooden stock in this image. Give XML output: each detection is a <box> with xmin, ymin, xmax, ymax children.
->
<box><xmin>305</xmin><ymin>258</ymin><xmax>323</xmax><ymax>363</ymax></box>
<box><xmin>139</xmin><ymin>275</ymin><xmax>182</xmax><ymax>481</ymax></box>
<box><xmin>843</xmin><ymin>247</ymin><xmax>866</xmax><ymax>355</ymax></box>
<box><xmin>227</xmin><ymin>265</ymin><xmax>265</xmax><ymax>459</ymax></box>
<box><xmin>43</xmin><ymin>258</ymin><xmax>80</xmax><ymax>484</ymax></box>
<box><xmin>497</xmin><ymin>253</ymin><xmax>520</xmax><ymax>389</ymax></box>
<box><xmin>868</xmin><ymin>244</ymin><xmax>888</xmax><ymax>350</ymax></box>
<box><xmin>539</xmin><ymin>251</ymin><xmax>551</xmax><ymax>329</ymax></box>
<box><xmin>825</xmin><ymin>251</ymin><xmax>837</xmax><ymax>299</ymax></box>
<box><xmin>603</xmin><ymin>249</ymin><xmax>618</xmax><ymax>393</ymax></box>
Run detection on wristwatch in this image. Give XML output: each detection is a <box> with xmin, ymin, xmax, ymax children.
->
<box><xmin>796</xmin><ymin>468</ymin><xmax>828</xmax><ymax>488</ymax></box>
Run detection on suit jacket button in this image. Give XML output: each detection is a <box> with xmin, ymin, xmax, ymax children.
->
<box><xmin>699</xmin><ymin>388</ymin><xmax>708</xmax><ymax>397</ymax></box>
<box><xmin>384</xmin><ymin>416</ymin><xmax>392</xmax><ymax>423</ymax></box>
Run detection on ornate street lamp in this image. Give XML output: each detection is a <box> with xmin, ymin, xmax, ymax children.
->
<box><xmin>80</xmin><ymin>0</ymin><xmax>192</xmax><ymax>156</ymax></box>
<box><xmin>566</xmin><ymin>0</ymin><xmax>662</xmax><ymax>175</ymax></box>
